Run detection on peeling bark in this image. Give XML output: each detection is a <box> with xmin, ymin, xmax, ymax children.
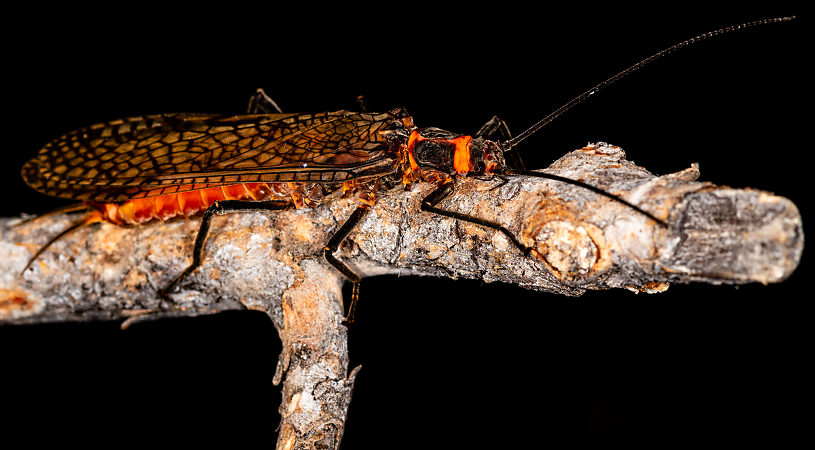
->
<box><xmin>0</xmin><ymin>143</ymin><xmax>804</xmax><ymax>448</ymax></box>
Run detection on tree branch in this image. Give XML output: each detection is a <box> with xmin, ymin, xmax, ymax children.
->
<box><xmin>0</xmin><ymin>143</ymin><xmax>803</xmax><ymax>448</ymax></box>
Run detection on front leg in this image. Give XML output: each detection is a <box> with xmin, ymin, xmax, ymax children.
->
<box><xmin>420</xmin><ymin>180</ymin><xmax>532</xmax><ymax>256</ymax></box>
<box><xmin>476</xmin><ymin>115</ymin><xmax>525</xmax><ymax>170</ymax></box>
<box><xmin>475</xmin><ymin>115</ymin><xmax>512</xmax><ymax>141</ymax></box>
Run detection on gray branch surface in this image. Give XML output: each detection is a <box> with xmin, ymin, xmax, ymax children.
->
<box><xmin>0</xmin><ymin>143</ymin><xmax>803</xmax><ymax>449</ymax></box>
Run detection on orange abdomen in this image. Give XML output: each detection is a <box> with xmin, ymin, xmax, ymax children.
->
<box><xmin>93</xmin><ymin>183</ymin><xmax>279</xmax><ymax>226</ymax></box>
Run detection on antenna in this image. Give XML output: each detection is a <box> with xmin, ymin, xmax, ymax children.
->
<box><xmin>504</xmin><ymin>16</ymin><xmax>795</xmax><ymax>150</ymax></box>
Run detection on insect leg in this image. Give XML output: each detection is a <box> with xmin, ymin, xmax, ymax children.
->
<box><xmin>476</xmin><ymin>116</ymin><xmax>526</xmax><ymax>170</ymax></box>
<box><xmin>323</xmin><ymin>205</ymin><xmax>370</xmax><ymax>325</ymax></box>
<box><xmin>247</xmin><ymin>88</ymin><xmax>283</xmax><ymax>114</ymax></box>
<box><xmin>159</xmin><ymin>200</ymin><xmax>291</xmax><ymax>298</ymax></box>
<box><xmin>354</xmin><ymin>95</ymin><xmax>368</xmax><ymax>112</ymax></box>
<box><xmin>420</xmin><ymin>181</ymin><xmax>533</xmax><ymax>255</ymax></box>
<box><xmin>475</xmin><ymin>115</ymin><xmax>512</xmax><ymax>140</ymax></box>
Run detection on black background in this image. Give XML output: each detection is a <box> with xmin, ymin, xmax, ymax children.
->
<box><xmin>1</xmin><ymin>5</ymin><xmax>808</xmax><ymax>448</ymax></box>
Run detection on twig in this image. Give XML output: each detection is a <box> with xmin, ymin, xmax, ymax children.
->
<box><xmin>0</xmin><ymin>143</ymin><xmax>803</xmax><ymax>448</ymax></box>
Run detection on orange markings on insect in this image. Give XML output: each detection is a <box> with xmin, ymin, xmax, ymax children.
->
<box><xmin>178</xmin><ymin>189</ymin><xmax>206</xmax><ymax>217</ymax></box>
<box><xmin>402</xmin><ymin>130</ymin><xmax>423</xmax><ymax>186</ymax></box>
<box><xmin>95</xmin><ymin>183</ymin><xmax>275</xmax><ymax>226</ymax></box>
<box><xmin>154</xmin><ymin>195</ymin><xmax>179</xmax><ymax>221</ymax></box>
<box><xmin>406</xmin><ymin>130</ymin><xmax>421</xmax><ymax>172</ymax></box>
<box><xmin>406</xmin><ymin>130</ymin><xmax>473</xmax><ymax>175</ymax></box>
<box><xmin>451</xmin><ymin>135</ymin><xmax>473</xmax><ymax>175</ymax></box>
<box><xmin>200</xmin><ymin>186</ymin><xmax>229</xmax><ymax>206</ymax></box>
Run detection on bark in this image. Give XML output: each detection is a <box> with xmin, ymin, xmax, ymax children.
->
<box><xmin>0</xmin><ymin>143</ymin><xmax>804</xmax><ymax>448</ymax></box>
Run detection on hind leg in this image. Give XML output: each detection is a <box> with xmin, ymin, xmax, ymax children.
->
<box><xmin>159</xmin><ymin>200</ymin><xmax>291</xmax><ymax>298</ymax></box>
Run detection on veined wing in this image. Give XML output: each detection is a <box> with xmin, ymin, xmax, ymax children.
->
<box><xmin>22</xmin><ymin>110</ymin><xmax>406</xmax><ymax>202</ymax></box>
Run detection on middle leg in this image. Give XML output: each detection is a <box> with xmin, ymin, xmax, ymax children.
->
<box><xmin>323</xmin><ymin>205</ymin><xmax>370</xmax><ymax>324</ymax></box>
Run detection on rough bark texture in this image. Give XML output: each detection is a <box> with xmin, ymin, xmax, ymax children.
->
<box><xmin>0</xmin><ymin>143</ymin><xmax>804</xmax><ymax>449</ymax></box>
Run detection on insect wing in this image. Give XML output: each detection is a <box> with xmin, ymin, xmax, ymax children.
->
<box><xmin>22</xmin><ymin>110</ymin><xmax>404</xmax><ymax>202</ymax></box>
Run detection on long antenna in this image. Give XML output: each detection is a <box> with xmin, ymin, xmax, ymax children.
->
<box><xmin>504</xmin><ymin>16</ymin><xmax>795</xmax><ymax>150</ymax></box>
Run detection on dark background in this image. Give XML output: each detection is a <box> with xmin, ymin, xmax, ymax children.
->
<box><xmin>1</xmin><ymin>5</ymin><xmax>807</xmax><ymax>448</ymax></box>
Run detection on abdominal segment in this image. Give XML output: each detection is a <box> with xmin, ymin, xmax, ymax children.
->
<box><xmin>90</xmin><ymin>182</ymin><xmax>325</xmax><ymax>226</ymax></box>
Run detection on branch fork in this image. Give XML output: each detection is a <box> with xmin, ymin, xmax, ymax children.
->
<box><xmin>1</xmin><ymin>143</ymin><xmax>803</xmax><ymax>448</ymax></box>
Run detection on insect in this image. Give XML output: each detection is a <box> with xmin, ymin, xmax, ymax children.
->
<box><xmin>19</xmin><ymin>17</ymin><xmax>793</xmax><ymax>324</ymax></box>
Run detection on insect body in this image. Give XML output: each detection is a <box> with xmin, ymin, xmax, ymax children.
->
<box><xmin>19</xmin><ymin>18</ymin><xmax>793</xmax><ymax>322</ymax></box>
<box><xmin>20</xmin><ymin>103</ymin><xmax>524</xmax><ymax>320</ymax></box>
<box><xmin>22</xmin><ymin>110</ymin><xmax>415</xmax><ymax>222</ymax></box>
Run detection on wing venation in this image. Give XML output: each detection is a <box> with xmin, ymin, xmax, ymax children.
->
<box><xmin>23</xmin><ymin>110</ymin><xmax>406</xmax><ymax>201</ymax></box>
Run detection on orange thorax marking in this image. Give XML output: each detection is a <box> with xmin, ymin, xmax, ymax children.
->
<box><xmin>95</xmin><ymin>183</ymin><xmax>275</xmax><ymax>226</ymax></box>
<box><xmin>451</xmin><ymin>135</ymin><xmax>472</xmax><ymax>175</ymax></box>
<box><xmin>406</xmin><ymin>130</ymin><xmax>473</xmax><ymax>176</ymax></box>
<box><xmin>406</xmin><ymin>130</ymin><xmax>422</xmax><ymax>173</ymax></box>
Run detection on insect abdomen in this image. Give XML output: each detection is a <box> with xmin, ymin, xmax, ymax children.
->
<box><xmin>93</xmin><ymin>183</ymin><xmax>278</xmax><ymax>226</ymax></box>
